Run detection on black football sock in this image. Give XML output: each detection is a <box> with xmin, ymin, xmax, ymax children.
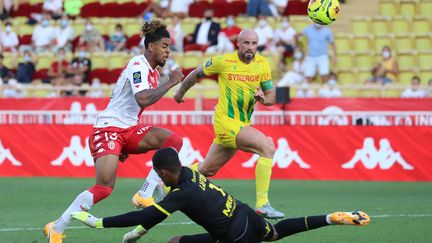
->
<box><xmin>179</xmin><ymin>233</ymin><xmax>214</xmax><ymax>243</ymax></box>
<box><xmin>273</xmin><ymin>215</ymin><xmax>329</xmax><ymax>240</ymax></box>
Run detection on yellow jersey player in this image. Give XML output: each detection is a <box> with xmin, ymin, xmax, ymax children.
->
<box><xmin>174</xmin><ymin>29</ymin><xmax>283</xmax><ymax>218</ymax></box>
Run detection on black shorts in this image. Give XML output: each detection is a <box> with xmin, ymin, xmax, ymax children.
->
<box><xmin>220</xmin><ymin>204</ymin><xmax>274</xmax><ymax>243</ymax></box>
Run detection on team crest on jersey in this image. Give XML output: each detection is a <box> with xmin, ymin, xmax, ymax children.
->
<box><xmin>133</xmin><ymin>71</ymin><xmax>142</xmax><ymax>84</ymax></box>
<box><xmin>205</xmin><ymin>59</ymin><xmax>212</xmax><ymax>68</ymax></box>
<box><xmin>108</xmin><ymin>141</ymin><xmax>115</xmax><ymax>150</ymax></box>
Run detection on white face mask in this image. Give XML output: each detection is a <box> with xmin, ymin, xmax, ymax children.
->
<box><xmin>85</xmin><ymin>24</ymin><xmax>93</xmax><ymax>31</ymax></box>
<box><xmin>294</xmin><ymin>51</ymin><xmax>302</xmax><ymax>60</ymax></box>
<box><xmin>226</xmin><ymin>18</ymin><xmax>235</xmax><ymax>27</ymax></box>
<box><xmin>24</xmin><ymin>55</ymin><xmax>31</xmax><ymax>62</ymax></box>
<box><xmin>5</xmin><ymin>26</ymin><xmax>12</xmax><ymax>32</ymax></box>
<box><xmin>382</xmin><ymin>50</ymin><xmax>391</xmax><ymax>59</ymax></box>
<box><xmin>259</xmin><ymin>20</ymin><xmax>267</xmax><ymax>27</ymax></box>
<box><xmin>280</xmin><ymin>21</ymin><xmax>289</xmax><ymax>28</ymax></box>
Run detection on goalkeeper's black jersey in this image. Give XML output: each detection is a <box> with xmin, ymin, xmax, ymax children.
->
<box><xmin>157</xmin><ymin>167</ymin><xmax>243</xmax><ymax>239</ymax></box>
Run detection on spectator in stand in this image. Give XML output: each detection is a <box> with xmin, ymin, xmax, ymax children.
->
<box><xmin>186</xmin><ymin>9</ymin><xmax>220</xmax><ymax>52</ymax></box>
<box><xmin>296</xmin><ymin>82</ymin><xmax>315</xmax><ymax>98</ymax></box>
<box><xmin>47</xmin><ymin>48</ymin><xmax>69</xmax><ymax>85</ymax></box>
<box><xmin>428</xmin><ymin>79</ymin><xmax>432</xmax><ymax>98</ymax></box>
<box><xmin>366</xmin><ymin>46</ymin><xmax>398</xmax><ymax>85</ymax></box>
<box><xmin>78</xmin><ymin>19</ymin><xmax>105</xmax><ymax>53</ymax></box>
<box><xmin>141</xmin><ymin>0</ymin><xmax>194</xmax><ymax>19</ymax></box>
<box><xmin>55</xmin><ymin>15</ymin><xmax>75</xmax><ymax>52</ymax></box>
<box><xmin>32</xmin><ymin>14</ymin><xmax>57</xmax><ymax>53</ymax></box>
<box><xmin>299</xmin><ymin>23</ymin><xmax>336</xmax><ymax>83</ymax></box>
<box><xmin>254</xmin><ymin>16</ymin><xmax>274</xmax><ymax>52</ymax></box>
<box><xmin>0</xmin><ymin>0</ymin><xmax>17</xmax><ymax>20</ymax></box>
<box><xmin>401</xmin><ymin>76</ymin><xmax>426</xmax><ymax>98</ymax></box>
<box><xmin>246</xmin><ymin>0</ymin><xmax>272</xmax><ymax>16</ymax></box>
<box><xmin>278</xmin><ymin>47</ymin><xmax>306</xmax><ymax>87</ymax></box>
<box><xmin>167</xmin><ymin>16</ymin><xmax>184</xmax><ymax>52</ymax></box>
<box><xmin>66</xmin><ymin>46</ymin><xmax>91</xmax><ymax>86</ymax></box>
<box><xmin>106</xmin><ymin>24</ymin><xmax>127</xmax><ymax>52</ymax></box>
<box><xmin>87</xmin><ymin>78</ymin><xmax>104</xmax><ymax>98</ymax></box>
<box><xmin>269</xmin><ymin>0</ymin><xmax>288</xmax><ymax>17</ymax></box>
<box><xmin>15</xmin><ymin>49</ymin><xmax>38</xmax><ymax>84</ymax></box>
<box><xmin>207</xmin><ymin>15</ymin><xmax>242</xmax><ymax>54</ymax></box>
<box><xmin>2</xmin><ymin>78</ymin><xmax>24</xmax><ymax>98</ymax></box>
<box><xmin>274</xmin><ymin>17</ymin><xmax>297</xmax><ymax>71</ymax></box>
<box><xmin>318</xmin><ymin>72</ymin><xmax>342</xmax><ymax>98</ymax></box>
<box><xmin>64</xmin><ymin>0</ymin><xmax>84</xmax><ymax>19</ymax></box>
<box><xmin>43</xmin><ymin>0</ymin><xmax>63</xmax><ymax>20</ymax></box>
<box><xmin>0</xmin><ymin>21</ymin><xmax>19</xmax><ymax>52</ymax></box>
<box><xmin>0</xmin><ymin>53</ymin><xmax>13</xmax><ymax>83</ymax></box>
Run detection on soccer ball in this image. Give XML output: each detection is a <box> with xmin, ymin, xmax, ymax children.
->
<box><xmin>307</xmin><ymin>0</ymin><xmax>341</xmax><ymax>25</ymax></box>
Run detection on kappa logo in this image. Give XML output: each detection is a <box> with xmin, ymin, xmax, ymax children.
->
<box><xmin>242</xmin><ymin>138</ymin><xmax>311</xmax><ymax>169</ymax></box>
<box><xmin>342</xmin><ymin>137</ymin><xmax>414</xmax><ymax>170</ymax></box>
<box><xmin>137</xmin><ymin>126</ymin><xmax>151</xmax><ymax>135</ymax></box>
<box><xmin>51</xmin><ymin>136</ymin><xmax>94</xmax><ymax>167</ymax></box>
<box><xmin>0</xmin><ymin>140</ymin><xmax>22</xmax><ymax>166</ymax></box>
<box><xmin>133</xmin><ymin>61</ymin><xmax>140</xmax><ymax>66</ymax></box>
<box><xmin>63</xmin><ymin>101</ymin><xmax>98</xmax><ymax>125</ymax></box>
<box><xmin>146</xmin><ymin>138</ymin><xmax>204</xmax><ymax>167</ymax></box>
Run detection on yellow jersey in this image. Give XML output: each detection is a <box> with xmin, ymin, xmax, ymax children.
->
<box><xmin>202</xmin><ymin>52</ymin><xmax>273</xmax><ymax>124</ymax></box>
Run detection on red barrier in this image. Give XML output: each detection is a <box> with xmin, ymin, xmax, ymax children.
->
<box><xmin>1</xmin><ymin>125</ymin><xmax>431</xmax><ymax>181</ymax></box>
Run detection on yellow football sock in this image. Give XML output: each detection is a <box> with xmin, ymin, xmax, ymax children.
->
<box><xmin>255</xmin><ymin>157</ymin><xmax>272</xmax><ymax>208</ymax></box>
<box><xmin>189</xmin><ymin>162</ymin><xmax>200</xmax><ymax>172</ymax></box>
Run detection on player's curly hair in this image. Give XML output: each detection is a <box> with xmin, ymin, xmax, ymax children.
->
<box><xmin>142</xmin><ymin>20</ymin><xmax>170</xmax><ymax>48</ymax></box>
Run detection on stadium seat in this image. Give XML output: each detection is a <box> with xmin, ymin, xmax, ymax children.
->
<box><xmin>17</xmin><ymin>24</ymin><xmax>35</xmax><ymax>36</ymax></box>
<box><xmin>351</xmin><ymin>17</ymin><xmax>371</xmax><ymax>35</ymax></box>
<box><xmin>417</xmin><ymin>51</ymin><xmax>432</xmax><ymax>71</ymax></box>
<box><xmin>291</xmin><ymin>16</ymin><xmax>310</xmax><ymax>32</ymax></box>
<box><xmin>336</xmin><ymin>52</ymin><xmax>355</xmax><ymax>72</ymax></box>
<box><xmin>374</xmin><ymin>34</ymin><xmax>395</xmax><ymax>53</ymax></box>
<box><xmin>18</xmin><ymin>34</ymin><xmax>32</xmax><ymax>45</ymax></box>
<box><xmin>397</xmin><ymin>51</ymin><xmax>418</xmax><ymax>71</ymax></box>
<box><xmin>391</xmin><ymin>16</ymin><xmax>411</xmax><ymax>35</ymax></box>
<box><xmin>182</xmin><ymin>52</ymin><xmax>204</xmax><ymax>70</ymax></box>
<box><xmin>123</xmin><ymin>21</ymin><xmax>143</xmax><ymax>37</ymax></box>
<box><xmin>419</xmin><ymin>71</ymin><xmax>432</xmax><ymax>83</ymax></box>
<box><xmin>335</xmin><ymin>33</ymin><xmax>352</xmax><ymax>54</ymax></box>
<box><xmin>200</xmin><ymin>79</ymin><xmax>219</xmax><ymax>98</ymax></box>
<box><xmin>35</xmin><ymin>54</ymin><xmax>53</xmax><ymax>70</ymax></box>
<box><xmin>419</xmin><ymin>0</ymin><xmax>432</xmax><ymax>16</ymax></box>
<box><xmin>107</xmin><ymin>54</ymin><xmax>128</xmax><ymax>69</ymax></box>
<box><xmin>394</xmin><ymin>34</ymin><xmax>415</xmax><ymax>53</ymax></box>
<box><xmin>357</xmin><ymin>71</ymin><xmax>372</xmax><ymax>84</ymax></box>
<box><xmin>371</xmin><ymin>16</ymin><xmax>391</xmax><ymax>35</ymax></box>
<box><xmin>379</xmin><ymin>0</ymin><xmax>399</xmax><ymax>17</ymax></box>
<box><xmin>355</xmin><ymin>52</ymin><xmax>375</xmax><ymax>72</ymax></box>
<box><xmin>398</xmin><ymin>71</ymin><xmax>416</xmax><ymax>85</ymax></box>
<box><xmin>338</xmin><ymin>70</ymin><xmax>357</xmax><ymax>85</ymax></box>
<box><xmin>353</xmin><ymin>35</ymin><xmax>372</xmax><ymax>53</ymax></box>
<box><xmin>399</xmin><ymin>0</ymin><xmax>418</xmax><ymax>17</ymax></box>
<box><xmin>90</xmin><ymin>54</ymin><xmax>109</xmax><ymax>69</ymax></box>
<box><xmin>414</xmin><ymin>34</ymin><xmax>432</xmax><ymax>52</ymax></box>
<box><xmin>412</xmin><ymin>16</ymin><xmax>431</xmax><ymax>35</ymax></box>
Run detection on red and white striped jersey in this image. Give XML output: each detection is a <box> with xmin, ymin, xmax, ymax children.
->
<box><xmin>94</xmin><ymin>55</ymin><xmax>159</xmax><ymax>128</ymax></box>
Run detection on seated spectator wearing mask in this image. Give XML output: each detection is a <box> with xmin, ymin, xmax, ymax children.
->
<box><xmin>254</xmin><ymin>15</ymin><xmax>274</xmax><ymax>52</ymax></box>
<box><xmin>318</xmin><ymin>72</ymin><xmax>342</xmax><ymax>98</ymax></box>
<box><xmin>31</xmin><ymin>14</ymin><xmax>57</xmax><ymax>53</ymax></box>
<box><xmin>16</xmin><ymin>49</ymin><xmax>37</xmax><ymax>84</ymax></box>
<box><xmin>186</xmin><ymin>9</ymin><xmax>220</xmax><ymax>52</ymax></box>
<box><xmin>78</xmin><ymin>19</ymin><xmax>105</xmax><ymax>52</ymax></box>
<box><xmin>106</xmin><ymin>24</ymin><xmax>127</xmax><ymax>52</ymax></box>
<box><xmin>367</xmin><ymin>46</ymin><xmax>398</xmax><ymax>85</ymax></box>
<box><xmin>0</xmin><ymin>21</ymin><xmax>19</xmax><ymax>52</ymax></box>
<box><xmin>207</xmin><ymin>15</ymin><xmax>242</xmax><ymax>54</ymax></box>
<box><xmin>278</xmin><ymin>48</ymin><xmax>306</xmax><ymax>87</ymax></box>
<box><xmin>401</xmin><ymin>76</ymin><xmax>426</xmax><ymax>98</ymax></box>
<box><xmin>55</xmin><ymin>15</ymin><xmax>75</xmax><ymax>52</ymax></box>
<box><xmin>275</xmin><ymin>17</ymin><xmax>297</xmax><ymax>71</ymax></box>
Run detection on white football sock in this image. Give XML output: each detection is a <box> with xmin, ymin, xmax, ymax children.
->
<box><xmin>54</xmin><ymin>190</ymin><xmax>93</xmax><ymax>233</ymax></box>
<box><xmin>138</xmin><ymin>169</ymin><xmax>162</xmax><ymax>198</ymax></box>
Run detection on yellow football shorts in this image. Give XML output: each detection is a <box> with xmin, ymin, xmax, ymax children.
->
<box><xmin>213</xmin><ymin>116</ymin><xmax>248</xmax><ymax>149</ymax></box>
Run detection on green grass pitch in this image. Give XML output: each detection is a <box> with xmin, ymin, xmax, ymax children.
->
<box><xmin>1</xmin><ymin>178</ymin><xmax>431</xmax><ymax>242</ymax></box>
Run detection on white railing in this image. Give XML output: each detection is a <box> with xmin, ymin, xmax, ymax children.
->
<box><xmin>1</xmin><ymin>110</ymin><xmax>431</xmax><ymax>126</ymax></box>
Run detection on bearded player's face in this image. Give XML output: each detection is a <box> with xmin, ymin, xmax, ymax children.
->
<box><xmin>238</xmin><ymin>36</ymin><xmax>258</xmax><ymax>62</ymax></box>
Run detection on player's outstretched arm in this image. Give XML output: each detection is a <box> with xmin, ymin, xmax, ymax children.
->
<box><xmin>174</xmin><ymin>65</ymin><xmax>206</xmax><ymax>103</ymax></box>
<box><xmin>254</xmin><ymin>87</ymin><xmax>276</xmax><ymax>106</ymax></box>
<box><xmin>135</xmin><ymin>68</ymin><xmax>184</xmax><ymax>108</ymax></box>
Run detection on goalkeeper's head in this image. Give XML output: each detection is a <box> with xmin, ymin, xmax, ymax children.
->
<box><xmin>152</xmin><ymin>147</ymin><xmax>182</xmax><ymax>187</ymax></box>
